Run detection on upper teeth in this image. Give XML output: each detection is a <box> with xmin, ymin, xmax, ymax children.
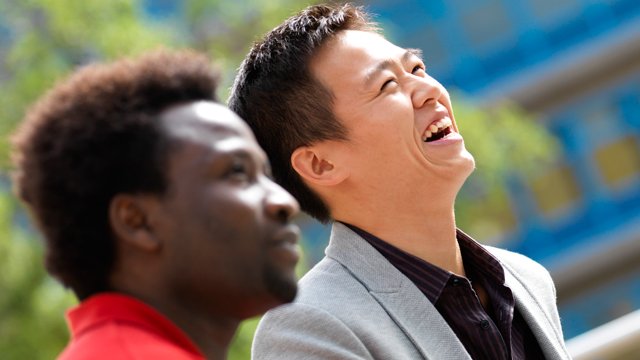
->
<box><xmin>423</xmin><ymin>117</ymin><xmax>452</xmax><ymax>141</ymax></box>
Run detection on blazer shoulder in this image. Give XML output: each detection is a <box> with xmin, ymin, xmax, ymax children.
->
<box><xmin>487</xmin><ymin>246</ymin><xmax>553</xmax><ymax>284</ymax></box>
<box><xmin>253</xmin><ymin>255</ymin><xmax>423</xmax><ymax>360</ymax></box>
<box><xmin>486</xmin><ymin>246</ymin><xmax>560</xmax><ymax>310</ymax></box>
<box><xmin>485</xmin><ymin>247</ymin><xmax>570</xmax><ymax>358</ymax></box>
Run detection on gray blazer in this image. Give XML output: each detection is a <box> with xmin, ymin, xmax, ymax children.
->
<box><xmin>253</xmin><ymin>222</ymin><xmax>570</xmax><ymax>359</ymax></box>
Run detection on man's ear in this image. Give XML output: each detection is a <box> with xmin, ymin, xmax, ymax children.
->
<box><xmin>291</xmin><ymin>144</ymin><xmax>348</xmax><ymax>186</ymax></box>
<box><xmin>109</xmin><ymin>194</ymin><xmax>162</xmax><ymax>252</ymax></box>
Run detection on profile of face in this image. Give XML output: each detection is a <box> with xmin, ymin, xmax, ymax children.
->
<box><xmin>308</xmin><ymin>30</ymin><xmax>475</xmax><ymax>191</ymax></box>
<box><xmin>154</xmin><ymin>101</ymin><xmax>300</xmax><ymax>318</ymax></box>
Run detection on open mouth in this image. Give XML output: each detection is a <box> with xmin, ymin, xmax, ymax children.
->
<box><xmin>422</xmin><ymin>117</ymin><xmax>453</xmax><ymax>143</ymax></box>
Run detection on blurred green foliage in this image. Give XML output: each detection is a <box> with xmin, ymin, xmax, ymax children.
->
<box><xmin>0</xmin><ymin>0</ymin><xmax>173</xmax><ymax>169</ymax></box>
<box><xmin>0</xmin><ymin>191</ymin><xmax>75</xmax><ymax>359</ymax></box>
<box><xmin>0</xmin><ymin>0</ymin><xmax>558</xmax><ymax>359</ymax></box>
<box><xmin>454</xmin><ymin>99</ymin><xmax>558</xmax><ymax>240</ymax></box>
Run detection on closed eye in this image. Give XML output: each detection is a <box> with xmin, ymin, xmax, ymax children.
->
<box><xmin>381</xmin><ymin>78</ymin><xmax>397</xmax><ymax>91</ymax></box>
<box><xmin>226</xmin><ymin>158</ymin><xmax>254</xmax><ymax>183</ymax></box>
<box><xmin>412</xmin><ymin>64</ymin><xmax>426</xmax><ymax>75</ymax></box>
<box><xmin>230</xmin><ymin>161</ymin><xmax>247</xmax><ymax>174</ymax></box>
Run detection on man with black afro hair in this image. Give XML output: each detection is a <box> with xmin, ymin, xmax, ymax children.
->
<box><xmin>12</xmin><ymin>49</ymin><xmax>301</xmax><ymax>359</ymax></box>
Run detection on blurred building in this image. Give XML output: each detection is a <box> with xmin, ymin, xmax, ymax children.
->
<box><xmin>356</xmin><ymin>0</ymin><xmax>640</xmax><ymax>340</ymax></box>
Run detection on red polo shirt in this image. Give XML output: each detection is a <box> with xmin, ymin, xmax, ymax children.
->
<box><xmin>59</xmin><ymin>293</ymin><xmax>205</xmax><ymax>359</ymax></box>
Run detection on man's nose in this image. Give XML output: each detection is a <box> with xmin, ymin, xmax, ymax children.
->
<box><xmin>264</xmin><ymin>179</ymin><xmax>300</xmax><ymax>222</ymax></box>
<box><xmin>410</xmin><ymin>76</ymin><xmax>444</xmax><ymax>109</ymax></box>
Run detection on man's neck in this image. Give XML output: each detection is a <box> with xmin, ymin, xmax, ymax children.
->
<box><xmin>174</xmin><ymin>314</ymin><xmax>238</xmax><ymax>360</ymax></box>
<box><xmin>124</xmin><ymin>292</ymin><xmax>240</xmax><ymax>360</ymax></box>
<box><xmin>334</xmin><ymin>192</ymin><xmax>465</xmax><ymax>276</ymax></box>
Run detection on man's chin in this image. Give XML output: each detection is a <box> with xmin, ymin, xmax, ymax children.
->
<box><xmin>264</xmin><ymin>266</ymin><xmax>298</xmax><ymax>304</ymax></box>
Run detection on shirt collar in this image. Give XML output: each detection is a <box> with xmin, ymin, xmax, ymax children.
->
<box><xmin>456</xmin><ymin>229</ymin><xmax>507</xmax><ymax>286</ymax></box>
<box><xmin>343</xmin><ymin>223</ymin><xmax>507</xmax><ymax>303</ymax></box>
<box><xmin>67</xmin><ymin>292</ymin><xmax>203</xmax><ymax>357</ymax></box>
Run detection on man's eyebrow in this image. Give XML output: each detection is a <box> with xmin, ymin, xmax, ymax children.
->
<box><xmin>203</xmin><ymin>143</ymin><xmax>250</xmax><ymax>164</ymax></box>
<box><xmin>221</xmin><ymin>146</ymin><xmax>271</xmax><ymax>172</ymax></box>
<box><xmin>364</xmin><ymin>48</ymin><xmax>424</xmax><ymax>89</ymax></box>
<box><xmin>406</xmin><ymin>48</ymin><xmax>423</xmax><ymax>61</ymax></box>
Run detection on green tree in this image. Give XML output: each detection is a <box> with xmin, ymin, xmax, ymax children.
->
<box><xmin>454</xmin><ymin>99</ymin><xmax>558</xmax><ymax>241</ymax></box>
<box><xmin>0</xmin><ymin>0</ymin><xmax>175</xmax><ymax>168</ymax></box>
<box><xmin>0</xmin><ymin>190</ymin><xmax>76</xmax><ymax>359</ymax></box>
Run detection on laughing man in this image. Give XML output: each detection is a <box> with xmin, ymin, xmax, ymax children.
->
<box><xmin>229</xmin><ymin>3</ymin><xmax>569</xmax><ymax>360</ymax></box>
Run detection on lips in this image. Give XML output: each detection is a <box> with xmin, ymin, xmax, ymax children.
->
<box><xmin>422</xmin><ymin>106</ymin><xmax>456</xmax><ymax>143</ymax></box>
<box><xmin>269</xmin><ymin>224</ymin><xmax>301</xmax><ymax>262</ymax></box>
<box><xmin>271</xmin><ymin>224</ymin><xmax>300</xmax><ymax>245</ymax></box>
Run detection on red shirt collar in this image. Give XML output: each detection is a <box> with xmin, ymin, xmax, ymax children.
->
<box><xmin>67</xmin><ymin>292</ymin><xmax>203</xmax><ymax>357</ymax></box>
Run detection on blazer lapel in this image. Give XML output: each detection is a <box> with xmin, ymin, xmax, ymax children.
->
<box><xmin>326</xmin><ymin>223</ymin><xmax>472</xmax><ymax>360</ymax></box>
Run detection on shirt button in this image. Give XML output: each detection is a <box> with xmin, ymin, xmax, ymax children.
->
<box><xmin>452</xmin><ymin>278</ymin><xmax>461</xmax><ymax>286</ymax></box>
<box><xmin>480</xmin><ymin>320</ymin><xmax>490</xmax><ymax>329</ymax></box>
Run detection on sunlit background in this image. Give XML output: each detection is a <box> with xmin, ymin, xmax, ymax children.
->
<box><xmin>1</xmin><ymin>0</ymin><xmax>638</xmax><ymax>359</ymax></box>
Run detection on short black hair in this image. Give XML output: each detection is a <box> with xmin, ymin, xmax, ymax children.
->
<box><xmin>229</xmin><ymin>3</ymin><xmax>377</xmax><ymax>222</ymax></box>
<box><xmin>11</xmin><ymin>50</ymin><xmax>220</xmax><ymax>299</ymax></box>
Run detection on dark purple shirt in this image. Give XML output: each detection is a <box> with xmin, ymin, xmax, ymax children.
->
<box><xmin>345</xmin><ymin>223</ymin><xmax>545</xmax><ymax>360</ymax></box>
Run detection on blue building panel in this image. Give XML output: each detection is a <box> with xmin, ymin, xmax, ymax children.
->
<box><xmin>140</xmin><ymin>0</ymin><xmax>183</xmax><ymax>20</ymax></box>
<box><xmin>368</xmin><ymin>0</ymin><xmax>640</xmax><ymax>95</ymax></box>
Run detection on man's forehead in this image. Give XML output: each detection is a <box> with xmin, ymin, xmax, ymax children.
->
<box><xmin>163</xmin><ymin>101</ymin><xmax>241</xmax><ymax>126</ymax></box>
<box><xmin>160</xmin><ymin>103</ymin><xmax>265</xmax><ymax>166</ymax></box>
<box><xmin>333</xmin><ymin>30</ymin><xmax>403</xmax><ymax>56</ymax></box>
<box><xmin>160</xmin><ymin>101</ymin><xmax>253</xmax><ymax>140</ymax></box>
<box><xmin>311</xmin><ymin>30</ymin><xmax>423</xmax><ymax>90</ymax></box>
<box><xmin>311</xmin><ymin>32</ymin><xmax>376</xmax><ymax>81</ymax></box>
<box><xmin>189</xmin><ymin>102</ymin><xmax>239</xmax><ymax>125</ymax></box>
